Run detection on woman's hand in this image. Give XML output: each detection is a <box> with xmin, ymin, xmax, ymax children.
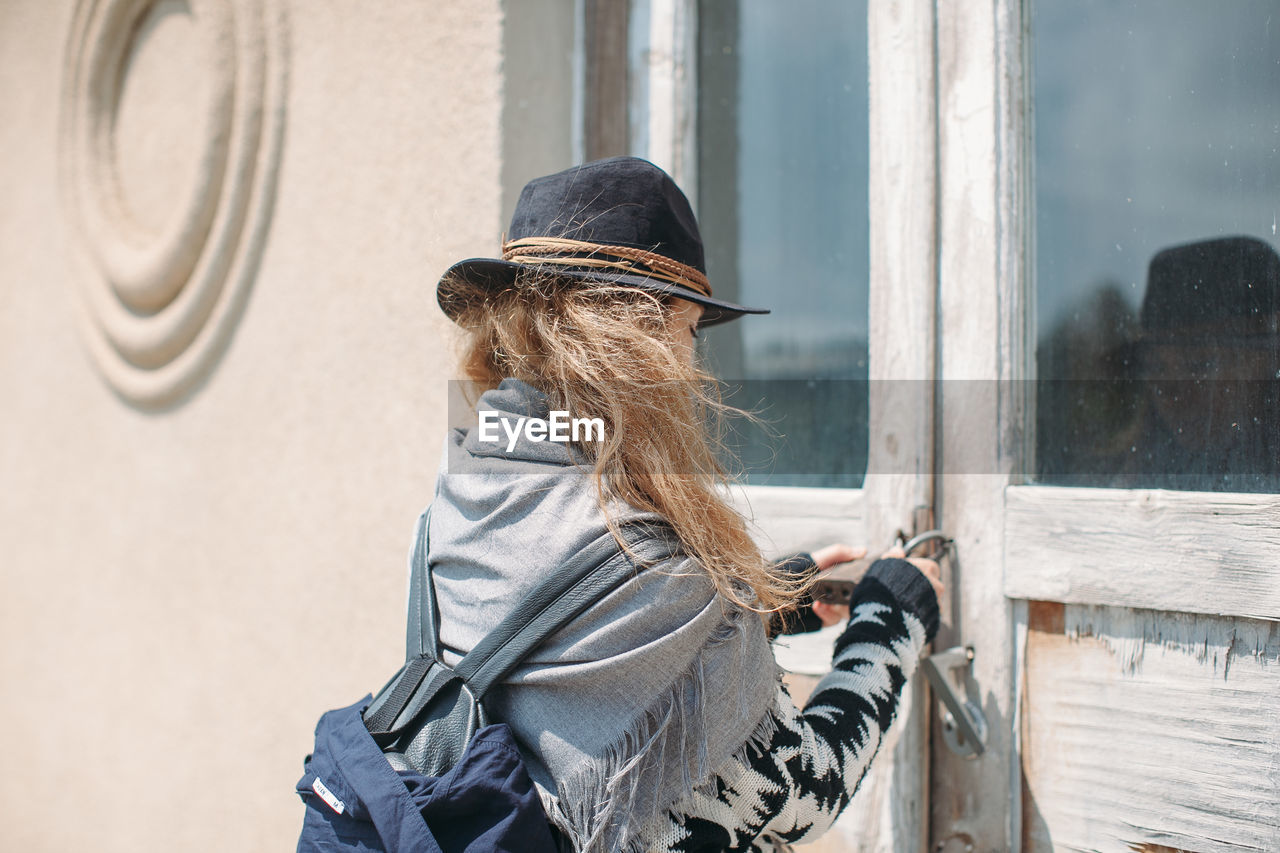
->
<box><xmin>882</xmin><ymin>545</ymin><xmax>946</xmax><ymax>606</ymax></box>
<box><xmin>809</xmin><ymin>544</ymin><xmax>865</xmax><ymax>628</ymax></box>
<box><xmin>808</xmin><ymin>544</ymin><xmax>946</xmax><ymax>628</ymax></box>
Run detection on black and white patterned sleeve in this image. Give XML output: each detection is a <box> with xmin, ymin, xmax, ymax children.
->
<box><xmin>647</xmin><ymin>558</ymin><xmax>940</xmax><ymax>853</ymax></box>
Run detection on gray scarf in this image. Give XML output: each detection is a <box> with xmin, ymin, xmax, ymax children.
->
<box><xmin>427</xmin><ymin>379</ymin><xmax>781</xmax><ymax>852</ymax></box>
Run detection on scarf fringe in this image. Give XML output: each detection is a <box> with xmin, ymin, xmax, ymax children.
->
<box><xmin>537</xmin><ymin>605</ymin><xmax>782</xmax><ymax>853</ymax></box>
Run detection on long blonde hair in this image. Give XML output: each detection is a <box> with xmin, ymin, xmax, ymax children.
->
<box><xmin>448</xmin><ymin>270</ymin><xmax>808</xmax><ymax>613</ymax></box>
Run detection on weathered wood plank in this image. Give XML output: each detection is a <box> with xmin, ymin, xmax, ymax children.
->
<box><xmin>582</xmin><ymin>0</ymin><xmax>629</xmax><ymax>160</ymax></box>
<box><xmin>627</xmin><ymin>0</ymin><xmax>697</xmax><ymax>191</ymax></box>
<box><xmin>726</xmin><ymin>485</ymin><xmax>865</xmax><ymax>557</ymax></box>
<box><xmin>1004</xmin><ymin>486</ymin><xmax>1280</xmax><ymax>621</ymax></box>
<box><xmin>1022</xmin><ymin>603</ymin><xmax>1280</xmax><ymax>853</ymax></box>
<box><xmin>854</xmin><ymin>2</ymin><xmax>942</xmax><ymax>851</ymax></box>
<box><xmin>932</xmin><ymin>0</ymin><xmax>1029</xmax><ymax>848</ymax></box>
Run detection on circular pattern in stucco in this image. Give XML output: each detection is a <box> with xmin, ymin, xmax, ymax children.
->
<box><xmin>60</xmin><ymin>0</ymin><xmax>288</xmax><ymax>407</ymax></box>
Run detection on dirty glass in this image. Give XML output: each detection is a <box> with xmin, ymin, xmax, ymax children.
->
<box><xmin>696</xmin><ymin>0</ymin><xmax>869</xmax><ymax>487</ymax></box>
<box><xmin>1033</xmin><ymin>0</ymin><xmax>1280</xmax><ymax>492</ymax></box>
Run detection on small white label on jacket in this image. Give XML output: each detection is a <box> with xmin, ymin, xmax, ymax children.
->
<box><xmin>311</xmin><ymin>777</ymin><xmax>345</xmax><ymax>815</ymax></box>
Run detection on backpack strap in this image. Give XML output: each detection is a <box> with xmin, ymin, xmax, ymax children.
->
<box><xmin>404</xmin><ymin>509</ymin><xmax>439</xmax><ymax>661</ymax></box>
<box><xmin>360</xmin><ymin>510</ymin><xmax>443</xmax><ymax>739</ymax></box>
<box><xmin>365</xmin><ymin>514</ymin><xmax>679</xmax><ymax>737</ymax></box>
<box><xmin>457</xmin><ymin>521</ymin><xmax>679</xmax><ymax>699</ymax></box>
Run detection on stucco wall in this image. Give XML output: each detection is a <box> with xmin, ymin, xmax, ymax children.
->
<box><xmin>0</xmin><ymin>1</ymin><xmax>505</xmax><ymax>848</ymax></box>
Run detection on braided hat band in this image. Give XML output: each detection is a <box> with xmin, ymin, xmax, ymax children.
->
<box><xmin>501</xmin><ymin>237</ymin><xmax>713</xmax><ymax>299</ymax></box>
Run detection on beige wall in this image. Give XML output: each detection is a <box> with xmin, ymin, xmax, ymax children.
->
<box><xmin>0</xmin><ymin>1</ymin><xmax>509</xmax><ymax>848</ymax></box>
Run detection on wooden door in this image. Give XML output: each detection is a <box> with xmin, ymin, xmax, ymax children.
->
<box><xmin>929</xmin><ymin>1</ymin><xmax>1280</xmax><ymax>851</ymax></box>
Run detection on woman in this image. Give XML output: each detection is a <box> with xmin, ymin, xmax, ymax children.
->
<box><xmin>431</xmin><ymin>156</ymin><xmax>942</xmax><ymax>852</ymax></box>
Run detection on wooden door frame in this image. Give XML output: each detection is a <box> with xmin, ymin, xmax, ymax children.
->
<box><xmin>932</xmin><ymin>0</ymin><xmax>1031</xmax><ymax>849</ymax></box>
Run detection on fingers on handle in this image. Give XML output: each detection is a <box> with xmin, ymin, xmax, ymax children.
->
<box><xmin>907</xmin><ymin>557</ymin><xmax>940</xmax><ymax>579</ymax></box>
<box><xmin>904</xmin><ymin>556</ymin><xmax>945</xmax><ymax>600</ymax></box>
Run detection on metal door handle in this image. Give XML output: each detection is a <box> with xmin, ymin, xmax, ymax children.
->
<box><xmin>921</xmin><ymin>645</ymin><xmax>987</xmax><ymax>758</ymax></box>
<box><xmin>903</xmin><ymin>529</ymin><xmax>951</xmax><ymax>557</ymax></box>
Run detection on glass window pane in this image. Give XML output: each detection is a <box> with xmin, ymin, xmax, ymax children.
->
<box><xmin>1033</xmin><ymin>0</ymin><xmax>1280</xmax><ymax>492</ymax></box>
<box><xmin>697</xmin><ymin>0</ymin><xmax>869</xmax><ymax>487</ymax></box>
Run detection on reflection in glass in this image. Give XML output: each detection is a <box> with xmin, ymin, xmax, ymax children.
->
<box><xmin>697</xmin><ymin>1</ymin><xmax>869</xmax><ymax>487</ymax></box>
<box><xmin>1033</xmin><ymin>0</ymin><xmax>1280</xmax><ymax>492</ymax></box>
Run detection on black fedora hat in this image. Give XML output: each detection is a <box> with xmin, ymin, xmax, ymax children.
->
<box><xmin>437</xmin><ymin>156</ymin><xmax>769</xmax><ymax>327</ymax></box>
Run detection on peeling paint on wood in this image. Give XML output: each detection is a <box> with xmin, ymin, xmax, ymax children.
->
<box><xmin>1021</xmin><ymin>603</ymin><xmax>1280</xmax><ymax>853</ymax></box>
